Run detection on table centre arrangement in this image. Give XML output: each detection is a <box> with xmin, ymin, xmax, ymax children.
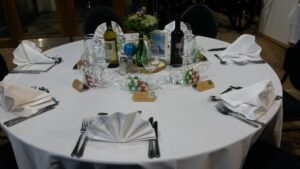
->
<box><xmin>71</xmin><ymin>7</ymin><xmax>215</xmax><ymax>102</ymax></box>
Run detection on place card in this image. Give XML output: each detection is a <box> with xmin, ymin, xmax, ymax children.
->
<box><xmin>132</xmin><ymin>91</ymin><xmax>156</xmax><ymax>102</ymax></box>
<box><xmin>196</xmin><ymin>80</ymin><xmax>215</xmax><ymax>91</ymax></box>
<box><xmin>72</xmin><ymin>79</ymin><xmax>89</xmax><ymax>92</ymax></box>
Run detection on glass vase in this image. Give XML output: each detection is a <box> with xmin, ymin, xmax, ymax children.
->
<box><xmin>136</xmin><ymin>33</ymin><xmax>149</xmax><ymax>67</ymax></box>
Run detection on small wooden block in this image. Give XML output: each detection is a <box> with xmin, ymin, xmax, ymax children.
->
<box><xmin>196</xmin><ymin>80</ymin><xmax>215</xmax><ymax>91</ymax></box>
<box><xmin>132</xmin><ymin>92</ymin><xmax>156</xmax><ymax>102</ymax></box>
<box><xmin>72</xmin><ymin>79</ymin><xmax>89</xmax><ymax>92</ymax></box>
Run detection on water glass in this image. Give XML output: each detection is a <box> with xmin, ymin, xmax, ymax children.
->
<box><xmin>169</xmin><ymin>64</ymin><xmax>185</xmax><ymax>85</ymax></box>
<box><xmin>82</xmin><ymin>34</ymin><xmax>96</xmax><ymax>66</ymax></box>
<box><xmin>183</xmin><ymin>34</ymin><xmax>196</xmax><ymax>65</ymax></box>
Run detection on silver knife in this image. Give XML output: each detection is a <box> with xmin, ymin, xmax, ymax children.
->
<box><xmin>153</xmin><ymin>121</ymin><xmax>160</xmax><ymax>158</ymax></box>
<box><xmin>148</xmin><ymin>117</ymin><xmax>155</xmax><ymax>158</ymax></box>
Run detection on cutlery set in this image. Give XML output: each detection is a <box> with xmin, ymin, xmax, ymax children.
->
<box><xmin>71</xmin><ymin>117</ymin><xmax>95</xmax><ymax>158</ymax></box>
<box><xmin>9</xmin><ymin>56</ymin><xmax>62</xmax><ymax>74</ymax></box>
<box><xmin>215</xmin><ymin>102</ymin><xmax>262</xmax><ymax>128</ymax></box>
<box><xmin>209</xmin><ymin>48</ymin><xmax>266</xmax><ymax>66</ymax></box>
<box><xmin>3</xmin><ymin>98</ymin><xmax>59</xmax><ymax>127</ymax></box>
<box><xmin>71</xmin><ymin>113</ymin><xmax>109</xmax><ymax>158</ymax></box>
<box><xmin>70</xmin><ymin>112</ymin><xmax>160</xmax><ymax>159</ymax></box>
<box><xmin>212</xmin><ymin>86</ymin><xmax>282</xmax><ymax>128</ymax></box>
<box><xmin>148</xmin><ymin>117</ymin><xmax>160</xmax><ymax>159</ymax></box>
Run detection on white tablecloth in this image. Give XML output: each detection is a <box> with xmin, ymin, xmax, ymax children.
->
<box><xmin>0</xmin><ymin>36</ymin><xmax>283</xmax><ymax>169</ymax></box>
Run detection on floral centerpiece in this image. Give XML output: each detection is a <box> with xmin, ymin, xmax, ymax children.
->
<box><xmin>125</xmin><ymin>7</ymin><xmax>158</xmax><ymax>36</ymax></box>
<box><xmin>124</xmin><ymin>7</ymin><xmax>158</xmax><ymax>67</ymax></box>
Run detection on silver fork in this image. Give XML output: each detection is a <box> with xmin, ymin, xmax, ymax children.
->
<box><xmin>75</xmin><ymin>117</ymin><xmax>94</xmax><ymax>158</ymax></box>
<box><xmin>217</xmin><ymin>102</ymin><xmax>265</xmax><ymax>127</ymax></box>
<box><xmin>215</xmin><ymin>102</ymin><xmax>260</xmax><ymax>128</ymax></box>
<box><xmin>71</xmin><ymin>118</ymin><xmax>90</xmax><ymax>157</ymax></box>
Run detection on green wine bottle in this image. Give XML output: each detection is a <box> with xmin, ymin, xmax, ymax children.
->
<box><xmin>104</xmin><ymin>17</ymin><xmax>119</xmax><ymax>68</ymax></box>
<box><xmin>136</xmin><ymin>33</ymin><xmax>147</xmax><ymax>67</ymax></box>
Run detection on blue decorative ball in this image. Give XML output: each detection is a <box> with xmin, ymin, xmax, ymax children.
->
<box><xmin>124</xmin><ymin>43</ymin><xmax>136</xmax><ymax>57</ymax></box>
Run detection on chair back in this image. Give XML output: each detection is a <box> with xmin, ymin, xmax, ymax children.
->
<box><xmin>84</xmin><ymin>6</ymin><xmax>120</xmax><ymax>35</ymax></box>
<box><xmin>0</xmin><ymin>53</ymin><xmax>8</xmax><ymax>81</ymax></box>
<box><xmin>181</xmin><ymin>4</ymin><xmax>218</xmax><ymax>38</ymax></box>
<box><xmin>284</xmin><ymin>40</ymin><xmax>300</xmax><ymax>90</ymax></box>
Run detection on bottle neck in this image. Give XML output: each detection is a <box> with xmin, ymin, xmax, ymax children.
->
<box><xmin>175</xmin><ymin>19</ymin><xmax>181</xmax><ymax>30</ymax></box>
<box><xmin>106</xmin><ymin>20</ymin><xmax>112</xmax><ymax>30</ymax></box>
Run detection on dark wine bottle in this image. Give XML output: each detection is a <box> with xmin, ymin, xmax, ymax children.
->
<box><xmin>104</xmin><ymin>16</ymin><xmax>119</xmax><ymax>68</ymax></box>
<box><xmin>170</xmin><ymin>17</ymin><xmax>184</xmax><ymax>66</ymax></box>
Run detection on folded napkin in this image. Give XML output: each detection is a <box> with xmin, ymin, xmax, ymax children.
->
<box><xmin>94</xmin><ymin>21</ymin><xmax>124</xmax><ymax>39</ymax></box>
<box><xmin>13</xmin><ymin>40</ymin><xmax>55</xmax><ymax>67</ymax></box>
<box><xmin>163</xmin><ymin>21</ymin><xmax>190</xmax><ymax>35</ymax></box>
<box><xmin>0</xmin><ymin>81</ymin><xmax>55</xmax><ymax>117</ymax></box>
<box><xmin>218</xmin><ymin>34</ymin><xmax>262</xmax><ymax>63</ymax></box>
<box><xmin>219</xmin><ymin>79</ymin><xmax>276</xmax><ymax>120</ymax></box>
<box><xmin>86</xmin><ymin>111</ymin><xmax>156</xmax><ymax>142</ymax></box>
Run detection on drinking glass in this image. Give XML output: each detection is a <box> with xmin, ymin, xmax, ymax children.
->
<box><xmin>183</xmin><ymin>23</ymin><xmax>195</xmax><ymax>65</ymax></box>
<box><xmin>141</xmin><ymin>55</ymin><xmax>161</xmax><ymax>90</ymax></box>
<box><xmin>93</xmin><ymin>38</ymin><xmax>111</xmax><ymax>87</ymax></box>
<box><xmin>82</xmin><ymin>34</ymin><xmax>96</xmax><ymax>66</ymax></box>
<box><xmin>169</xmin><ymin>64</ymin><xmax>185</xmax><ymax>85</ymax></box>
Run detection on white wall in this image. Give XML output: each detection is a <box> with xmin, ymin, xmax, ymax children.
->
<box><xmin>259</xmin><ymin>0</ymin><xmax>298</xmax><ymax>45</ymax></box>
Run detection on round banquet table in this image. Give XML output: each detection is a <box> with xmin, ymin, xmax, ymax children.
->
<box><xmin>0</xmin><ymin>36</ymin><xmax>283</xmax><ymax>169</ymax></box>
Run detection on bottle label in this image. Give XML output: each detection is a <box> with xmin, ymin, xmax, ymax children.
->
<box><xmin>175</xmin><ymin>42</ymin><xmax>183</xmax><ymax>49</ymax></box>
<box><xmin>175</xmin><ymin>42</ymin><xmax>183</xmax><ymax>56</ymax></box>
<box><xmin>105</xmin><ymin>40</ymin><xmax>118</xmax><ymax>63</ymax></box>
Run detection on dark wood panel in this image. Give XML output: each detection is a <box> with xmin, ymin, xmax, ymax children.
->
<box><xmin>0</xmin><ymin>0</ymin><xmax>23</xmax><ymax>47</ymax></box>
<box><xmin>112</xmin><ymin>0</ymin><xmax>126</xmax><ymax>26</ymax></box>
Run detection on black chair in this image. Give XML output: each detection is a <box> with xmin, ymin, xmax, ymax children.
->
<box><xmin>181</xmin><ymin>4</ymin><xmax>218</xmax><ymax>38</ymax></box>
<box><xmin>0</xmin><ymin>53</ymin><xmax>9</xmax><ymax>81</ymax></box>
<box><xmin>0</xmin><ymin>142</ymin><xmax>18</xmax><ymax>169</ymax></box>
<box><xmin>243</xmin><ymin>141</ymin><xmax>300</xmax><ymax>169</ymax></box>
<box><xmin>84</xmin><ymin>6</ymin><xmax>120</xmax><ymax>35</ymax></box>
<box><xmin>281</xmin><ymin>40</ymin><xmax>300</xmax><ymax>127</ymax></box>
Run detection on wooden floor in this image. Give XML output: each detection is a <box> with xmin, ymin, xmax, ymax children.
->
<box><xmin>1</xmin><ymin>14</ymin><xmax>300</xmax><ymax>156</ymax></box>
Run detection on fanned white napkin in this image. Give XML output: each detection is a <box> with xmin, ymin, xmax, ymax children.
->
<box><xmin>0</xmin><ymin>81</ymin><xmax>55</xmax><ymax>117</ymax></box>
<box><xmin>94</xmin><ymin>21</ymin><xmax>124</xmax><ymax>39</ymax></box>
<box><xmin>163</xmin><ymin>21</ymin><xmax>189</xmax><ymax>34</ymax></box>
<box><xmin>13</xmin><ymin>40</ymin><xmax>54</xmax><ymax>67</ymax></box>
<box><xmin>219</xmin><ymin>34</ymin><xmax>262</xmax><ymax>63</ymax></box>
<box><xmin>219</xmin><ymin>79</ymin><xmax>276</xmax><ymax>120</ymax></box>
<box><xmin>86</xmin><ymin>111</ymin><xmax>156</xmax><ymax>142</ymax></box>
